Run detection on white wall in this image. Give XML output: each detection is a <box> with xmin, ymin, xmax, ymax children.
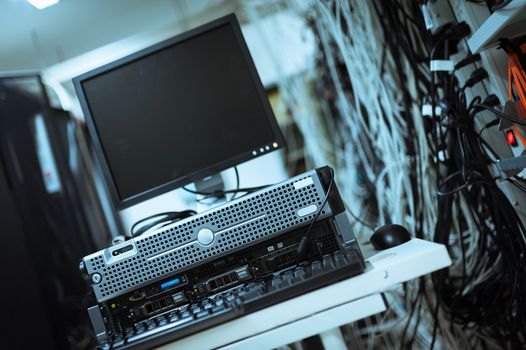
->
<box><xmin>242</xmin><ymin>11</ymin><xmax>315</xmax><ymax>87</ymax></box>
<box><xmin>0</xmin><ymin>0</ymin><xmax>232</xmax><ymax>71</ymax></box>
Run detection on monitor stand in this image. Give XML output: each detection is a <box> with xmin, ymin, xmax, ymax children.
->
<box><xmin>194</xmin><ymin>173</ymin><xmax>225</xmax><ymax>200</ymax></box>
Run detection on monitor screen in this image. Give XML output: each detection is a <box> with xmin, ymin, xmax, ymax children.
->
<box><xmin>74</xmin><ymin>15</ymin><xmax>284</xmax><ymax>208</ymax></box>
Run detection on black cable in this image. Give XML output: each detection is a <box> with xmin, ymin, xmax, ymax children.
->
<box><xmin>313</xmin><ymin>2</ymin><xmax>526</xmax><ymax>347</ymax></box>
<box><xmin>345</xmin><ymin>203</ymin><xmax>375</xmax><ymax>230</ymax></box>
<box><xmin>399</xmin><ymin>288</ymin><xmax>422</xmax><ymax>349</ymax></box>
<box><xmin>432</xmin><ymin>95</ymin><xmax>526</xmax><ymax>347</ymax></box>
<box><xmin>230</xmin><ymin>166</ymin><xmax>241</xmax><ymax>200</ymax></box>
<box><xmin>368</xmin><ymin>4</ymin><xmax>441</xmax><ymax>347</ymax></box>
<box><xmin>296</xmin><ymin>167</ymin><xmax>335</xmax><ymax>261</ymax></box>
<box><xmin>477</xmin><ymin>118</ymin><xmax>499</xmax><ymax>136</ymax></box>
<box><xmin>130</xmin><ymin>210</ymin><xmax>196</xmax><ymax>237</ymax></box>
<box><xmin>473</xmin><ymin>103</ymin><xmax>526</xmax><ymax>125</ymax></box>
<box><xmin>182</xmin><ymin>167</ymin><xmax>269</xmax><ymax>198</ymax></box>
<box><xmin>420</xmin><ymin>13</ymin><xmax>526</xmax><ymax>346</ymax></box>
<box><xmin>429</xmin><ymin>283</ymin><xmax>441</xmax><ymax>350</ymax></box>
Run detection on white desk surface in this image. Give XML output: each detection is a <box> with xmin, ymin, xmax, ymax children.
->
<box><xmin>157</xmin><ymin>239</ymin><xmax>452</xmax><ymax>350</ymax></box>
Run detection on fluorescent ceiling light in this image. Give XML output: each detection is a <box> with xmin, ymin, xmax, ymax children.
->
<box><xmin>27</xmin><ymin>0</ymin><xmax>60</xmax><ymax>10</ymax></box>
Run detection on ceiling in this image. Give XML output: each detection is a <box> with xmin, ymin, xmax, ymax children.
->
<box><xmin>0</xmin><ymin>0</ymin><xmax>238</xmax><ymax>71</ymax></box>
<box><xmin>0</xmin><ymin>0</ymin><xmax>313</xmax><ymax>116</ymax></box>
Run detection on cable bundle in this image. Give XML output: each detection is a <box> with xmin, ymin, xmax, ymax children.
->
<box><xmin>428</xmin><ymin>36</ymin><xmax>526</xmax><ymax>350</ymax></box>
<box><xmin>258</xmin><ymin>0</ymin><xmax>440</xmax><ymax>347</ymax></box>
<box><xmin>272</xmin><ymin>0</ymin><xmax>437</xmax><ymax>241</ymax></box>
<box><xmin>370</xmin><ymin>1</ymin><xmax>526</xmax><ymax>348</ymax></box>
<box><xmin>245</xmin><ymin>0</ymin><xmax>526</xmax><ymax>348</ymax></box>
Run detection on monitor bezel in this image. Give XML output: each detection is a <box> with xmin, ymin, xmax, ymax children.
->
<box><xmin>73</xmin><ymin>14</ymin><xmax>285</xmax><ymax>209</ymax></box>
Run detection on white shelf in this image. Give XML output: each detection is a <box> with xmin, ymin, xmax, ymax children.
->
<box><xmin>158</xmin><ymin>239</ymin><xmax>452</xmax><ymax>350</ymax></box>
<box><xmin>468</xmin><ymin>0</ymin><xmax>526</xmax><ymax>53</ymax></box>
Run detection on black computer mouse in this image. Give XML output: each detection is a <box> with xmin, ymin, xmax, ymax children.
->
<box><xmin>370</xmin><ymin>224</ymin><xmax>411</xmax><ymax>250</ymax></box>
